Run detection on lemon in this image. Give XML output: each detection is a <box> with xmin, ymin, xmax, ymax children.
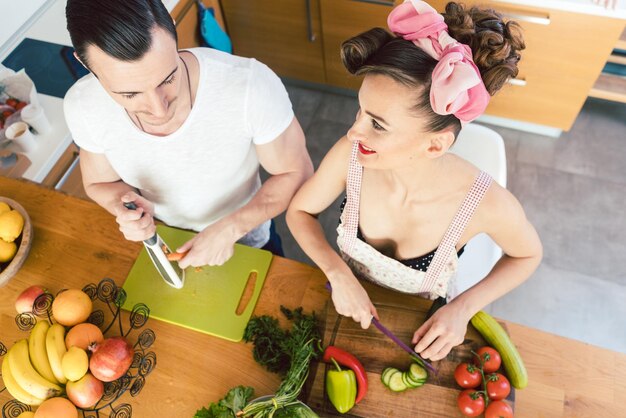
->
<box><xmin>0</xmin><ymin>210</ymin><xmax>24</xmax><ymax>242</ymax></box>
<box><xmin>0</xmin><ymin>238</ymin><xmax>17</xmax><ymax>262</ymax></box>
<box><xmin>0</xmin><ymin>202</ymin><xmax>10</xmax><ymax>215</ymax></box>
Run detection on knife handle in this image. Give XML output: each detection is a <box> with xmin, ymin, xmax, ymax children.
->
<box><xmin>123</xmin><ymin>201</ymin><xmax>158</xmax><ymax>246</ymax></box>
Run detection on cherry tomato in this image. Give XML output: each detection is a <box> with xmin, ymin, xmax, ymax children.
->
<box><xmin>457</xmin><ymin>389</ymin><xmax>485</xmax><ymax>417</ymax></box>
<box><xmin>485</xmin><ymin>400</ymin><xmax>514</xmax><ymax>418</ymax></box>
<box><xmin>15</xmin><ymin>101</ymin><xmax>27</xmax><ymax>110</ymax></box>
<box><xmin>2</xmin><ymin>110</ymin><xmax>13</xmax><ymax>119</ymax></box>
<box><xmin>486</xmin><ymin>373</ymin><xmax>511</xmax><ymax>400</ymax></box>
<box><xmin>454</xmin><ymin>362</ymin><xmax>482</xmax><ymax>388</ymax></box>
<box><xmin>474</xmin><ymin>346</ymin><xmax>502</xmax><ymax>373</ymax></box>
<box><xmin>5</xmin><ymin>98</ymin><xmax>17</xmax><ymax>108</ymax></box>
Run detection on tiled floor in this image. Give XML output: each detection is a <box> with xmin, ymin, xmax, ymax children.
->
<box><xmin>273</xmin><ymin>84</ymin><xmax>626</xmax><ymax>354</ymax></box>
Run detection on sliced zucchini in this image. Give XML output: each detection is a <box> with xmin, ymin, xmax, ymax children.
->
<box><xmin>387</xmin><ymin>370</ymin><xmax>408</xmax><ymax>392</ymax></box>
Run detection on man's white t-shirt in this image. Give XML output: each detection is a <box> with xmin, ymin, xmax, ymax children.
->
<box><xmin>64</xmin><ymin>48</ymin><xmax>294</xmax><ymax>248</ymax></box>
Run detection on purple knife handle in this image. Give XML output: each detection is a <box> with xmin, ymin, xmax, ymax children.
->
<box><xmin>324</xmin><ymin>282</ymin><xmax>437</xmax><ymax>374</ymax></box>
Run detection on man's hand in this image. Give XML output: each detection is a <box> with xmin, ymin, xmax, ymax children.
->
<box><xmin>175</xmin><ymin>220</ymin><xmax>238</xmax><ymax>268</ymax></box>
<box><xmin>115</xmin><ymin>192</ymin><xmax>156</xmax><ymax>242</ymax></box>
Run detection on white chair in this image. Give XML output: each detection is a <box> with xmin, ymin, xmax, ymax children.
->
<box><xmin>447</xmin><ymin>123</ymin><xmax>507</xmax><ymax>298</ymax></box>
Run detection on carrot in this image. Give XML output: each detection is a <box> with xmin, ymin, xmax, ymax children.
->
<box><xmin>166</xmin><ymin>251</ymin><xmax>188</xmax><ymax>261</ymax></box>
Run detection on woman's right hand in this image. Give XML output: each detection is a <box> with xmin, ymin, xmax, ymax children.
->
<box><xmin>329</xmin><ymin>270</ymin><xmax>379</xmax><ymax>329</ymax></box>
<box><xmin>115</xmin><ymin>192</ymin><xmax>156</xmax><ymax>242</ymax></box>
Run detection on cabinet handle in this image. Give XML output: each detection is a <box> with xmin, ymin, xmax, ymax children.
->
<box><xmin>305</xmin><ymin>0</ymin><xmax>316</xmax><ymax>42</ymax></box>
<box><xmin>507</xmin><ymin>78</ymin><xmax>527</xmax><ymax>87</ymax></box>
<box><xmin>349</xmin><ymin>0</ymin><xmax>395</xmax><ymax>5</ymax></box>
<box><xmin>54</xmin><ymin>155</ymin><xmax>80</xmax><ymax>190</ymax></box>
<box><xmin>501</xmin><ymin>11</ymin><xmax>550</xmax><ymax>26</ymax></box>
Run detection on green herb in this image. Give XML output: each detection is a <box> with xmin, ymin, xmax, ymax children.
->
<box><xmin>237</xmin><ymin>306</ymin><xmax>321</xmax><ymax>417</ymax></box>
<box><xmin>193</xmin><ymin>386</ymin><xmax>255</xmax><ymax>418</ymax></box>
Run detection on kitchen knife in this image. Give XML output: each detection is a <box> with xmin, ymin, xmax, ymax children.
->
<box><xmin>123</xmin><ymin>202</ymin><xmax>185</xmax><ymax>289</ymax></box>
<box><xmin>324</xmin><ymin>282</ymin><xmax>437</xmax><ymax>374</ymax></box>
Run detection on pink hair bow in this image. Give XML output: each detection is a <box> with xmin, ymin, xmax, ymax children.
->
<box><xmin>387</xmin><ymin>0</ymin><xmax>490</xmax><ymax>124</ymax></box>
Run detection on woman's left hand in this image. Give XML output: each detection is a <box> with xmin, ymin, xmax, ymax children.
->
<box><xmin>412</xmin><ymin>303</ymin><xmax>471</xmax><ymax>361</ymax></box>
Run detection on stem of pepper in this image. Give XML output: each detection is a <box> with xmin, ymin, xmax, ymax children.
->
<box><xmin>330</xmin><ymin>357</ymin><xmax>342</xmax><ymax>372</ymax></box>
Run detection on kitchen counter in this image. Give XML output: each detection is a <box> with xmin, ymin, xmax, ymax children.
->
<box><xmin>0</xmin><ymin>176</ymin><xmax>625</xmax><ymax>417</ymax></box>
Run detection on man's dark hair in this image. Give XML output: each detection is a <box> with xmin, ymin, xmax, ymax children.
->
<box><xmin>66</xmin><ymin>0</ymin><xmax>178</xmax><ymax>69</ymax></box>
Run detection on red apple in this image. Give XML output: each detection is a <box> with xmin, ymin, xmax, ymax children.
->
<box><xmin>66</xmin><ymin>372</ymin><xmax>104</xmax><ymax>408</ymax></box>
<box><xmin>15</xmin><ymin>285</ymin><xmax>46</xmax><ymax>314</ymax></box>
<box><xmin>89</xmin><ymin>336</ymin><xmax>134</xmax><ymax>382</ymax></box>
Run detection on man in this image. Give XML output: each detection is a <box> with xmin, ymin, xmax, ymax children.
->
<box><xmin>63</xmin><ymin>0</ymin><xmax>313</xmax><ymax>267</ymax></box>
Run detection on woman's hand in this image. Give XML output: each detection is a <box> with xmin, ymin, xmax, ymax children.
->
<box><xmin>116</xmin><ymin>192</ymin><xmax>156</xmax><ymax>242</ymax></box>
<box><xmin>329</xmin><ymin>270</ymin><xmax>379</xmax><ymax>329</ymax></box>
<box><xmin>412</xmin><ymin>302</ymin><xmax>471</xmax><ymax>361</ymax></box>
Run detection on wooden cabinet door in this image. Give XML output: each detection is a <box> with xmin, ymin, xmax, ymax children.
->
<box><xmin>428</xmin><ymin>0</ymin><xmax>624</xmax><ymax>130</ymax></box>
<box><xmin>221</xmin><ymin>0</ymin><xmax>326</xmax><ymax>83</ymax></box>
<box><xmin>321</xmin><ymin>0</ymin><xmax>396</xmax><ymax>90</ymax></box>
<box><xmin>172</xmin><ymin>0</ymin><xmax>226</xmax><ymax>49</ymax></box>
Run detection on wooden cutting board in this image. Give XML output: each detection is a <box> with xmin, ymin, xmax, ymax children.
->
<box><xmin>306</xmin><ymin>291</ymin><xmax>516</xmax><ymax>417</ymax></box>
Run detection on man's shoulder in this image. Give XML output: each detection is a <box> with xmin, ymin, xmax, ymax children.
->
<box><xmin>189</xmin><ymin>47</ymin><xmax>255</xmax><ymax>71</ymax></box>
<box><xmin>64</xmin><ymin>73</ymin><xmax>109</xmax><ymax>112</ymax></box>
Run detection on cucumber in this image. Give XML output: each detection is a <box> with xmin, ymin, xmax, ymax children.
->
<box><xmin>381</xmin><ymin>367</ymin><xmax>398</xmax><ymax>387</ymax></box>
<box><xmin>403</xmin><ymin>371</ymin><xmax>425</xmax><ymax>388</ymax></box>
<box><xmin>387</xmin><ymin>370</ymin><xmax>408</xmax><ymax>392</ymax></box>
<box><xmin>408</xmin><ymin>363</ymin><xmax>427</xmax><ymax>382</ymax></box>
<box><xmin>471</xmin><ymin>310</ymin><xmax>528</xmax><ymax>389</ymax></box>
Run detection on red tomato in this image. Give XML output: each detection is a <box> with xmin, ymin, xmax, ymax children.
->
<box><xmin>5</xmin><ymin>98</ymin><xmax>17</xmax><ymax>108</ymax></box>
<box><xmin>474</xmin><ymin>346</ymin><xmax>502</xmax><ymax>373</ymax></box>
<box><xmin>15</xmin><ymin>101</ymin><xmax>27</xmax><ymax>110</ymax></box>
<box><xmin>485</xmin><ymin>400</ymin><xmax>514</xmax><ymax>418</ymax></box>
<box><xmin>2</xmin><ymin>110</ymin><xmax>13</xmax><ymax>119</ymax></box>
<box><xmin>457</xmin><ymin>389</ymin><xmax>485</xmax><ymax>417</ymax></box>
<box><xmin>454</xmin><ymin>362</ymin><xmax>482</xmax><ymax>388</ymax></box>
<box><xmin>486</xmin><ymin>373</ymin><xmax>511</xmax><ymax>400</ymax></box>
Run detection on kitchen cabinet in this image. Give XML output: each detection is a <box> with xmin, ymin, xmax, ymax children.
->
<box><xmin>320</xmin><ymin>0</ymin><xmax>396</xmax><ymax>90</ymax></box>
<box><xmin>589</xmin><ymin>26</ymin><xmax>626</xmax><ymax>104</ymax></box>
<box><xmin>220</xmin><ymin>0</ymin><xmax>326</xmax><ymax>84</ymax></box>
<box><xmin>171</xmin><ymin>0</ymin><xmax>226</xmax><ymax>49</ymax></box>
<box><xmin>41</xmin><ymin>143</ymin><xmax>89</xmax><ymax>200</ymax></box>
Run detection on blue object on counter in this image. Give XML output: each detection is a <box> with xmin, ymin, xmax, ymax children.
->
<box><xmin>197</xmin><ymin>0</ymin><xmax>232</xmax><ymax>53</ymax></box>
<box><xmin>2</xmin><ymin>38</ymin><xmax>89</xmax><ymax>99</ymax></box>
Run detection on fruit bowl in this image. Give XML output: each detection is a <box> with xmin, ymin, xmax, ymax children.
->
<box><xmin>0</xmin><ymin>278</ymin><xmax>156</xmax><ymax>417</ymax></box>
<box><xmin>0</xmin><ymin>197</ymin><xmax>32</xmax><ymax>287</ymax></box>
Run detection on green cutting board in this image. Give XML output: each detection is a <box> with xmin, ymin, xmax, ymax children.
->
<box><xmin>121</xmin><ymin>225</ymin><xmax>273</xmax><ymax>342</ymax></box>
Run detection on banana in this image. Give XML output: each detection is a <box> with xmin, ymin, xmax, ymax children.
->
<box><xmin>45</xmin><ymin>323</ymin><xmax>68</xmax><ymax>384</ymax></box>
<box><xmin>2</xmin><ymin>349</ymin><xmax>46</xmax><ymax>405</ymax></box>
<box><xmin>7</xmin><ymin>339</ymin><xmax>62</xmax><ymax>400</ymax></box>
<box><xmin>28</xmin><ymin>321</ymin><xmax>59</xmax><ymax>384</ymax></box>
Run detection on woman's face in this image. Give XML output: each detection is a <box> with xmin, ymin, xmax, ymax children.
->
<box><xmin>85</xmin><ymin>27</ymin><xmax>185</xmax><ymax>128</ymax></box>
<box><xmin>347</xmin><ymin>73</ymin><xmax>438</xmax><ymax>170</ymax></box>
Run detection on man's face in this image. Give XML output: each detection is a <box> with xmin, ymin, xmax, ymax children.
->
<box><xmin>85</xmin><ymin>27</ymin><xmax>183</xmax><ymax>128</ymax></box>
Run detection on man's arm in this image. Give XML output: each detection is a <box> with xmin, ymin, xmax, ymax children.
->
<box><xmin>80</xmin><ymin>148</ymin><xmax>156</xmax><ymax>241</ymax></box>
<box><xmin>176</xmin><ymin>116</ymin><xmax>313</xmax><ymax>267</ymax></box>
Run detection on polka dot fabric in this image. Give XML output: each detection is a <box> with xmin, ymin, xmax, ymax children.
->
<box><xmin>336</xmin><ymin>141</ymin><xmax>493</xmax><ymax>299</ymax></box>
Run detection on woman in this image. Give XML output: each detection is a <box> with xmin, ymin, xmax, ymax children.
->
<box><xmin>286</xmin><ymin>0</ymin><xmax>542</xmax><ymax>361</ymax></box>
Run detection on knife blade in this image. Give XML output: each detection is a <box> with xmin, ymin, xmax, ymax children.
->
<box><xmin>324</xmin><ymin>282</ymin><xmax>437</xmax><ymax>374</ymax></box>
<box><xmin>124</xmin><ymin>202</ymin><xmax>185</xmax><ymax>289</ymax></box>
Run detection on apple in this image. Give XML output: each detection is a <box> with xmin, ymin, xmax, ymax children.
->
<box><xmin>66</xmin><ymin>372</ymin><xmax>105</xmax><ymax>409</ymax></box>
<box><xmin>15</xmin><ymin>285</ymin><xmax>46</xmax><ymax>314</ymax></box>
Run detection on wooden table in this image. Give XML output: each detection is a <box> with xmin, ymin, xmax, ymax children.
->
<box><xmin>0</xmin><ymin>176</ymin><xmax>625</xmax><ymax>417</ymax></box>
